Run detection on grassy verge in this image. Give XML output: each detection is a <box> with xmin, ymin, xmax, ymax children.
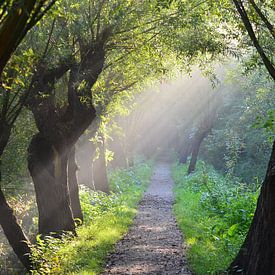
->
<box><xmin>30</xmin><ymin>161</ymin><xmax>153</xmax><ymax>274</ymax></box>
<box><xmin>172</xmin><ymin>160</ymin><xmax>258</xmax><ymax>275</ymax></box>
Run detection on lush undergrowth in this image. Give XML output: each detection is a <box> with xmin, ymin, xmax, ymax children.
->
<box><xmin>30</xmin><ymin>161</ymin><xmax>153</xmax><ymax>274</ymax></box>
<box><xmin>172</xmin><ymin>160</ymin><xmax>259</xmax><ymax>275</ymax></box>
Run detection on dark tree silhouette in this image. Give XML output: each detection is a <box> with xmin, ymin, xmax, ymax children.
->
<box><xmin>0</xmin><ymin>0</ymin><xmax>55</xmax><ymax>75</ymax></box>
<box><xmin>0</xmin><ymin>0</ymin><xmax>55</xmax><ymax>269</ymax></box>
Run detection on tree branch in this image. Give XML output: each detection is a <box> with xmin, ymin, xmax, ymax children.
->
<box><xmin>248</xmin><ymin>0</ymin><xmax>275</xmax><ymax>39</ymax></box>
<box><xmin>233</xmin><ymin>0</ymin><xmax>275</xmax><ymax>80</ymax></box>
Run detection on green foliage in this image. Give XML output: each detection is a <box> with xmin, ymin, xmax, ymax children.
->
<box><xmin>172</xmin><ymin>160</ymin><xmax>258</xmax><ymax>274</ymax></box>
<box><xmin>30</xmin><ymin>161</ymin><xmax>152</xmax><ymax>274</ymax></box>
<box><xmin>201</xmin><ymin>65</ymin><xmax>274</xmax><ymax>183</ymax></box>
<box><xmin>1</xmin><ymin>110</ymin><xmax>37</xmax><ymax>190</ymax></box>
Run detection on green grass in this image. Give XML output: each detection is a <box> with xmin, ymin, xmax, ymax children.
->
<box><xmin>172</xmin><ymin>161</ymin><xmax>258</xmax><ymax>275</ymax></box>
<box><xmin>30</xmin><ymin>161</ymin><xmax>153</xmax><ymax>274</ymax></box>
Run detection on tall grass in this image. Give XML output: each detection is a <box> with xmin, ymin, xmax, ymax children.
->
<box><xmin>172</xmin><ymin>161</ymin><xmax>258</xmax><ymax>274</ymax></box>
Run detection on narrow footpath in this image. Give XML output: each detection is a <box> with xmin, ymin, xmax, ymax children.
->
<box><xmin>102</xmin><ymin>162</ymin><xmax>191</xmax><ymax>275</ymax></box>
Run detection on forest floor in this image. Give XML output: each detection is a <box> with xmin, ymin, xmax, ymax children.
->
<box><xmin>102</xmin><ymin>162</ymin><xmax>191</xmax><ymax>275</ymax></box>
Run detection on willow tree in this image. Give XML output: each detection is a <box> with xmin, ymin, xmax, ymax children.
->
<box><xmin>25</xmin><ymin>13</ymin><xmax>110</xmax><ymax>234</ymax></box>
<box><xmin>23</xmin><ymin>0</ymin><xmax>179</xmax><ymax>235</ymax></box>
<box><xmin>83</xmin><ymin>34</ymin><xmax>176</xmax><ymax>191</ymax></box>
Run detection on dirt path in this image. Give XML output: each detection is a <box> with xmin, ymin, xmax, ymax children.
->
<box><xmin>102</xmin><ymin>162</ymin><xmax>191</xmax><ymax>275</ymax></box>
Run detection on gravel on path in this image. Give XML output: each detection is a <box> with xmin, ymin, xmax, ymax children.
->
<box><xmin>101</xmin><ymin>162</ymin><xmax>191</xmax><ymax>275</ymax></box>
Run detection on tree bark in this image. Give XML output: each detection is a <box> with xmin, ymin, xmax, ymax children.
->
<box><xmin>232</xmin><ymin>0</ymin><xmax>275</xmax><ymax>80</ymax></box>
<box><xmin>68</xmin><ymin>146</ymin><xmax>83</xmax><ymax>224</ymax></box>
<box><xmin>92</xmin><ymin>139</ymin><xmax>109</xmax><ymax>193</ymax></box>
<box><xmin>179</xmin><ymin>140</ymin><xmax>191</xmax><ymax>164</ymax></box>
<box><xmin>188</xmin><ymin>136</ymin><xmax>202</xmax><ymax>174</ymax></box>
<box><xmin>28</xmin><ymin>134</ymin><xmax>75</xmax><ymax>236</ymax></box>
<box><xmin>229</xmin><ymin>140</ymin><xmax>275</xmax><ymax>275</ymax></box>
<box><xmin>0</xmin><ymin>187</ymin><xmax>32</xmax><ymax>270</ymax></box>
<box><xmin>187</xmin><ymin>131</ymin><xmax>209</xmax><ymax>174</ymax></box>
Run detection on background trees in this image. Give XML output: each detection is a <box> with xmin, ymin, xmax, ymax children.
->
<box><xmin>201</xmin><ymin>66</ymin><xmax>274</xmax><ymax>182</ymax></box>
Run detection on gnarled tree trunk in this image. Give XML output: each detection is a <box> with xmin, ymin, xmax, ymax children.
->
<box><xmin>229</xmin><ymin>140</ymin><xmax>275</xmax><ymax>274</ymax></box>
<box><xmin>26</xmin><ymin>28</ymin><xmax>108</xmax><ymax>235</ymax></box>
<box><xmin>28</xmin><ymin>134</ymin><xmax>75</xmax><ymax>236</ymax></box>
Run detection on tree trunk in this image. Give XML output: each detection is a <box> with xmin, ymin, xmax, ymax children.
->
<box><xmin>28</xmin><ymin>134</ymin><xmax>75</xmax><ymax>236</ymax></box>
<box><xmin>179</xmin><ymin>140</ymin><xmax>191</xmax><ymax>164</ymax></box>
<box><xmin>188</xmin><ymin>132</ymin><xmax>207</xmax><ymax>174</ymax></box>
<box><xmin>0</xmin><ymin>124</ymin><xmax>32</xmax><ymax>270</ymax></box>
<box><xmin>92</xmin><ymin>140</ymin><xmax>109</xmax><ymax>193</ymax></box>
<box><xmin>0</xmin><ymin>187</ymin><xmax>32</xmax><ymax>270</ymax></box>
<box><xmin>76</xmin><ymin>137</ymin><xmax>96</xmax><ymax>189</ymax></box>
<box><xmin>232</xmin><ymin>0</ymin><xmax>275</xmax><ymax>81</ymax></box>
<box><xmin>127</xmin><ymin>148</ymin><xmax>134</xmax><ymax>168</ymax></box>
<box><xmin>229</xmin><ymin>140</ymin><xmax>275</xmax><ymax>275</ymax></box>
<box><xmin>109</xmin><ymin>139</ymin><xmax>128</xmax><ymax>169</ymax></box>
<box><xmin>188</xmin><ymin>140</ymin><xmax>200</xmax><ymax>174</ymax></box>
<box><xmin>68</xmin><ymin>146</ymin><xmax>83</xmax><ymax>224</ymax></box>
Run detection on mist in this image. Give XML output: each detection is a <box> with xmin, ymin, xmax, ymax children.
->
<box><xmin>75</xmin><ymin>67</ymin><xmax>227</xmax><ymax>187</ymax></box>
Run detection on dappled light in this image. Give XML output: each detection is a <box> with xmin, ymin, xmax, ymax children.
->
<box><xmin>0</xmin><ymin>0</ymin><xmax>274</xmax><ymax>274</ymax></box>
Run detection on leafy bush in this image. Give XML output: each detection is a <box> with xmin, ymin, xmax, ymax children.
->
<box><xmin>172</xmin><ymin>160</ymin><xmax>258</xmax><ymax>274</ymax></box>
<box><xmin>30</xmin><ymin>161</ymin><xmax>153</xmax><ymax>274</ymax></box>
